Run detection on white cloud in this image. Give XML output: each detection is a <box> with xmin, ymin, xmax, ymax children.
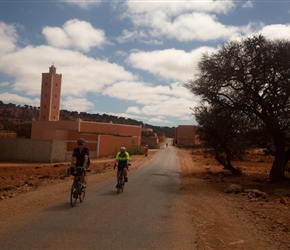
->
<box><xmin>116</xmin><ymin>0</ymin><xmax>237</xmax><ymax>43</ymax></box>
<box><xmin>123</xmin><ymin>0</ymin><xmax>235</xmax><ymax>16</ymax></box>
<box><xmin>42</xmin><ymin>19</ymin><xmax>106</xmax><ymax>52</ymax></box>
<box><xmin>242</xmin><ymin>1</ymin><xmax>254</xmax><ymax>9</ymax></box>
<box><xmin>148</xmin><ymin>116</ymin><xmax>173</xmax><ymax>125</ymax></box>
<box><xmin>102</xmin><ymin>80</ymin><xmax>199</xmax><ymax>122</ymax></box>
<box><xmin>103</xmin><ymin>81</ymin><xmax>171</xmax><ymax>105</ymax></box>
<box><xmin>61</xmin><ymin>96</ymin><xmax>94</xmax><ymax>112</ymax></box>
<box><xmin>258</xmin><ymin>24</ymin><xmax>290</xmax><ymax>40</ymax></box>
<box><xmin>60</xmin><ymin>0</ymin><xmax>102</xmax><ymax>10</ymax></box>
<box><xmin>0</xmin><ymin>92</ymin><xmax>39</xmax><ymax>107</ymax></box>
<box><xmin>115</xmin><ymin>29</ymin><xmax>151</xmax><ymax>44</ymax></box>
<box><xmin>0</xmin><ymin>81</ymin><xmax>9</xmax><ymax>87</ymax></box>
<box><xmin>0</xmin><ymin>44</ymin><xmax>136</xmax><ymax>97</ymax></box>
<box><xmin>164</xmin><ymin>12</ymin><xmax>239</xmax><ymax>42</ymax></box>
<box><xmin>127</xmin><ymin>47</ymin><xmax>215</xmax><ymax>82</ymax></box>
<box><xmin>126</xmin><ymin>106</ymin><xmax>141</xmax><ymax>114</ymax></box>
<box><xmin>0</xmin><ymin>21</ymin><xmax>18</xmax><ymax>55</ymax></box>
<box><xmin>139</xmin><ymin>96</ymin><xmax>197</xmax><ymax>118</ymax></box>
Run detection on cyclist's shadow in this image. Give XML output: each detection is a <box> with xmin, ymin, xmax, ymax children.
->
<box><xmin>42</xmin><ymin>202</ymin><xmax>72</xmax><ymax>212</ymax></box>
<box><xmin>100</xmin><ymin>190</ymin><xmax>119</xmax><ymax>196</ymax></box>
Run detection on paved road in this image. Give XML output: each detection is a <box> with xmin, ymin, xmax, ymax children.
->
<box><xmin>0</xmin><ymin>147</ymin><xmax>196</xmax><ymax>249</ymax></box>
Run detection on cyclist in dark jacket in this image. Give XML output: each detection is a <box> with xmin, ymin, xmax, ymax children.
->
<box><xmin>71</xmin><ymin>138</ymin><xmax>89</xmax><ymax>191</ymax></box>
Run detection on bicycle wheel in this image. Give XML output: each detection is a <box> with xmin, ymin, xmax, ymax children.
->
<box><xmin>117</xmin><ymin>173</ymin><xmax>122</xmax><ymax>194</ymax></box>
<box><xmin>79</xmin><ymin>181</ymin><xmax>86</xmax><ymax>202</ymax></box>
<box><xmin>70</xmin><ymin>181</ymin><xmax>78</xmax><ymax>207</ymax></box>
<box><xmin>121</xmin><ymin>176</ymin><xmax>125</xmax><ymax>191</ymax></box>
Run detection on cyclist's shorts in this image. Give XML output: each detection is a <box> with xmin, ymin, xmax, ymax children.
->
<box><xmin>117</xmin><ymin>164</ymin><xmax>127</xmax><ymax>172</ymax></box>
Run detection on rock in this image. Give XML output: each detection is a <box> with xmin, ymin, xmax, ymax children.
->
<box><xmin>224</xmin><ymin>184</ymin><xmax>243</xmax><ymax>193</ymax></box>
<box><xmin>249</xmin><ymin>198</ymin><xmax>259</xmax><ymax>202</ymax></box>
<box><xmin>244</xmin><ymin>189</ymin><xmax>269</xmax><ymax>200</ymax></box>
<box><xmin>205</xmin><ymin>167</ymin><xmax>211</xmax><ymax>173</ymax></box>
<box><xmin>280</xmin><ymin>196</ymin><xmax>288</xmax><ymax>205</ymax></box>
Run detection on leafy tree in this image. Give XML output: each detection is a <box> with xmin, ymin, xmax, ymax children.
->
<box><xmin>186</xmin><ymin>35</ymin><xmax>290</xmax><ymax>182</ymax></box>
<box><xmin>193</xmin><ymin>105</ymin><xmax>248</xmax><ymax>175</ymax></box>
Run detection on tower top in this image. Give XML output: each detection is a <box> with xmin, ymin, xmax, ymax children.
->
<box><xmin>49</xmin><ymin>64</ymin><xmax>56</xmax><ymax>74</ymax></box>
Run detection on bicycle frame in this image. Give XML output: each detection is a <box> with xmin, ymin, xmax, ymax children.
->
<box><xmin>70</xmin><ymin>167</ymin><xmax>86</xmax><ymax>207</ymax></box>
<box><xmin>115</xmin><ymin>163</ymin><xmax>130</xmax><ymax>194</ymax></box>
<box><xmin>117</xmin><ymin>169</ymin><xmax>125</xmax><ymax>194</ymax></box>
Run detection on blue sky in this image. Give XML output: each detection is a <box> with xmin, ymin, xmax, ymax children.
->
<box><xmin>0</xmin><ymin>1</ymin><xmax>290</xmax><ymax>127</ymax></box>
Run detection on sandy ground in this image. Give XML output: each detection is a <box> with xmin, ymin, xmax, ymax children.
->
<box><xmin>1</xmin><ymin>147</ymin><xmax>290</xmax><ymax>249</ymax></box>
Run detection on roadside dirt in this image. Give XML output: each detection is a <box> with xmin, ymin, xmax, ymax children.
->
<box><xmin>178</xmin><ymin>148</ymin><xmax>290</xmax><ymax>249</ymax></box>
<box><xmin>1</xmin><ymin>147</ymin><xmax>290</xmax><ymax>249</ymax></box>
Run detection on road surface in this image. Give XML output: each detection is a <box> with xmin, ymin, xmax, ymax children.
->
<box><xmin>0</xmin><ymin>147</ymin><xmax>196</xmax><ymax>249</ymax></box>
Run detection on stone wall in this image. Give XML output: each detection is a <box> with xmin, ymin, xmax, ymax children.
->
<box><xmin>0</xmin><ymin>139</ymin><xmax>69</xmax><ymax>162</ymax></box>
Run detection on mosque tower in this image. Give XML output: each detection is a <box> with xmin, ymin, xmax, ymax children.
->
<box><xmin>39</xmin><ymin>64</ymin><xmax>62</xmax><ymax>121</ymax></box>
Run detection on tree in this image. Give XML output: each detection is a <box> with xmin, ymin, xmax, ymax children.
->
<box><xmin>193</xmin><ymin>105</ymin><xmax>249</xmax><ymax>175</ymax></box>
<box><xmin>186</xmin><ymin>35</ymin><xmax>290</xmax><ymax>182</ymax></box>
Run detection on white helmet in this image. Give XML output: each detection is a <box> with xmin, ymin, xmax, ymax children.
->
<box><xmin>77</xmin><ymin>138</ymin><xmax>85</xmax><ymax>144</ymax></box>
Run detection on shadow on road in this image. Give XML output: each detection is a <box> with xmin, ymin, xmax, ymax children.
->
<box><xmin>42</xmin><ymin>202</ymin><xmax>72</xmax><ymax>212</ymax></box>
<box><xmin>100</xmin><ymin>190</ymin><xmax>118</xmax><ymax>196</ymax></box>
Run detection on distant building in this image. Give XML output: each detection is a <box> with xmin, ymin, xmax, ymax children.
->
<box><xmin>174</xmin><ymin>125</ymin><xmax>200</xmax><ymax>146</ymax></box>
<box><xmin>0</xmin><ymin>65</ymin><xmax>142</xmax><ymax>162</ymax></box>
<box><xmin>141</xmin><ymin>127</ymin><xmax>159</xmax><ymax>146</ymax></box>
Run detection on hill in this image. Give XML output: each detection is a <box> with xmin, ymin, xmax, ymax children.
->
<box><xmin>0</xmin><ymin>101</ymin><xmax>175</xmax><ymax>138</ymax></box>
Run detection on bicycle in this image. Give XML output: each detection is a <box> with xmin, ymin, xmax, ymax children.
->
<box><xmin>68</xmin><ymin>166</ymin><xmax>86</xmax><ymax>207</ymax></box>
<box><xmin>114</xmin><ymin>163</ymin><xmax>130</xmax><ymax>194</ymax></box>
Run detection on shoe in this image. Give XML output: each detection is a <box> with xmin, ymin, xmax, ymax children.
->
<box><xmin>116</xmin><ymin>184</ymin><xmax>120</xmax><ymax>188</ymax></box>
<box><xmin>124</xmin><ymin>177</ymin><xmax>128</xmax><ymax>182</ymax></box>
<box><xmin>82</xmin><ymin>184</ymin><xmax>86</xmax><ymax>191</ymax></box>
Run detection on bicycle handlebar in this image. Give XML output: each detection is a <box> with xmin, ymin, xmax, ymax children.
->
<box><xmin>114</xmin><ymin>163</ymin><xmax>131</xmax><ymax>169</ymax></box>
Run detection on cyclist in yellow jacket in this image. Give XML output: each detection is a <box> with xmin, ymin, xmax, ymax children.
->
<box><xmin>115</xmin><ymin>147</ymin><xmax>129</xmax><ymax>188</ymax></box>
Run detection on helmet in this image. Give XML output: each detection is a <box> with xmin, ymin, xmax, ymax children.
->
<box><xmin>120</xmin><ymin>147</ymin><xmax>126</xmax><ymax>153</ymax></box>
<box><xmin>77</xmin><ymin>138</ymin><xmax>85</xmax><ymax>144</ymax></box>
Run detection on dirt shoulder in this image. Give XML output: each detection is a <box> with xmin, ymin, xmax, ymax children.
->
<box><xmin>177</xmin><ymin>148</ymin><xmax>290</xmax><ymax>250</ymax></box>
<box><xmin>1</xmin><ymin>147</ymin><xmax>290</xmax><ymax>249</ymax></box>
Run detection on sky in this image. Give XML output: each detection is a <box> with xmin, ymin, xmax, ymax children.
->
<box><xmin>0</xmin><ymin>1</ymin><xmax>290</xmax><ymax>127</ymax></box>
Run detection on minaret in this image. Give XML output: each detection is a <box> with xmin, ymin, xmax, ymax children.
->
<box><xmin>39</xmin><ymin>64</ymin><xmax>62</xmax><ymax>121</ymax></box>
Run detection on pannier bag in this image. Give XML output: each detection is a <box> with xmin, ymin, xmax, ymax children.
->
<box><xmin>69</xmin><ymin>166</ymin><xmax>83</xmax><ymax>176</ymax></box>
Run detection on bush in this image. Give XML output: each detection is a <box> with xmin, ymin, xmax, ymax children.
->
<box><xmin>128</xmin><ymin>145</ymin><xmax>144</xmax><ymax>155</ymax></box>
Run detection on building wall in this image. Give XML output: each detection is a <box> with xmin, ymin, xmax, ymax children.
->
<box><xmin>175</xmin><ymin>125</ymin><xmax>199</xmax><ymax>146</ymax></box>
<box><xmin>141</xmin><ymin>137</ymin><xmax>159</xmax><ymax>146</ymax></box>
<box><xmin>31</xmin><ymin>120</ymin><xmax>142</xmax><ymax>140</ymax></box>
<box><xmin>80</xmin><ymin>121</ymin><xmax>141</xmax><ymax>137</ymax></box>
<box><xmin>98</xmin><ymin>135</ymin><xmax>140</xmax><ymax>157</ymax></box>
<box><xmin>0</xmin><ymin>139</ymin><xmax>67</xmax><ymax>162</ymax></box>
<box><xmin>29</xmin><ymin>119</ymin><xmax>142</xmax><ymax>161</ymax></box>
<box><xmin>0</xmin><ymin>135</ymin><xmax>141</xmax><ymax>162</ymax></box>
